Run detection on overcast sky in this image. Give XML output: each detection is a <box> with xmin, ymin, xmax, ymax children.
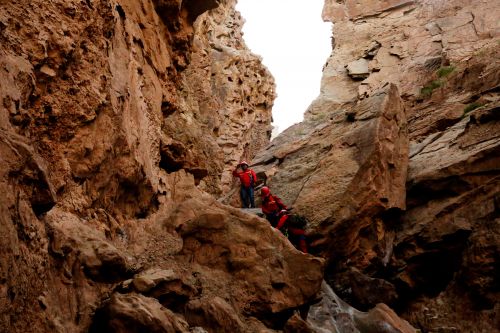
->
<box><xmin>236</xmin><ymin>0</ymin><xmax>332</xmax><ymax>134</ymax></box>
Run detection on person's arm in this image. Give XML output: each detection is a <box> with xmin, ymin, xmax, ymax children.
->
<box><xmin>276</xmin><ymin>213</ymin><xmax>288</xmax><ymax>230</ymax></box>
<box><xmin>275</xmin><ymin>196</ymin><xmax>287</xmax><ymax>210</ymax></box>
<box><xmin>251</xmin><ymin>170</ymin><xmax>257</xmax><ymax>183</ymax></box>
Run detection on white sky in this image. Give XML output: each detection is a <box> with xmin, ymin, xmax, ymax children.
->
<box><xmin>236</xmin><ymin>0</ymin><xmax>332</xmax><ymax>134</ymax></box>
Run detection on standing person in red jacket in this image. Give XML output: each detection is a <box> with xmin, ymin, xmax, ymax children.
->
<box><xmin>232</xmin><ymin>161</ymin><xmax>257</xmax><ymax>208</ymax></box>
<box><xmin>260</xmin><ymin>186</ymin><xmax>287</xmax><ymax>227</ymax></box>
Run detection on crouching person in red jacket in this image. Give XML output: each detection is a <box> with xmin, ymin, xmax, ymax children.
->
<box><xmin>260</xmin><ymin>186</ymin><xmax>287</xmax><ymax>227</ymax></box>
<box><xmin>276</xmin><ymin>213</ymin><xmax>308</xmax><ymax>253</ymax></box>
<box><xmin>232</xmin><ymin>161</ymin><xmax>257</xmax><ymax>208</ymax></box>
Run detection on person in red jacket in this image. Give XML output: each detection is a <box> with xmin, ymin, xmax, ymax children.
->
<box><xmin>232</xmin><ymin>161</ymin><xmax>257</xmax><ymax>208</ymax></box>
<box><xmin>260</xmin><ymin>186</ymin><xmax>287</xmax><ymax>227</ymax></box>
<box><xmin>276</xmin><ymin>214</ymin><xmax>308</xmax><ymax>253</ymax></box>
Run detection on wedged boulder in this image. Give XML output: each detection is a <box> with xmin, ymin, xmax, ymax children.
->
<box><xmin>89</xmin><ymin>293</ymin><xmax>190</xmax><ymax>333</ymax></box>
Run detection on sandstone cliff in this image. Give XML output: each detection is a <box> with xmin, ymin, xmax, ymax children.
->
<box><xmin>1</xmin><ymin>0</ymin><xmax>498</xmax><ymax>332</ymax></box>
<box><xmin>255</xmin><ymin>0</ymin><xmax>499</xmax><ymax>332</ymax></box>
<box><xmin>0</xmin><ymin>1</ymin><xmax>321</xmax><ymax>332</ymax></box>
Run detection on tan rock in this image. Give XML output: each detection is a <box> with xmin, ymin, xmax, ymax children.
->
<box><xmin>45</xmin><ymin>208</ymin><xmax>134</xmax><ymax>282</ymax></box>
<box><xmin>89</xmin><ymin>293</ymin><xmax>190</xmax><ymax>333</ymax></box>
<box><xmin>169</xmin><ymin>195</ymin><xmax>325</xmax><ymax>316</ymax></box>
<box><xmin>346</xmin><ymin>58</ymin><xmax>370</xmax><ymax>79</ymax></box>
<box><xmin>0</xmin><ymin>129</ymin><xmax>56</xmax><ymax>215</ymax></box>
<box><xmin>355</xmin><ymin>303</ymin><xmax>416</xmax><ymax>333</ymax></box>
<box><xmin>39</xmin><ymin>65</ymin><xmax>57</xmax><ymax>77</ymax></box>
<box><xmin>180</xmin><ymin>0</ymin><xmax>275</xmax><ymax>195</ymax></box>
<box><xmin>125</xmin><ymin>268</ymin><xmax>199</xmax><ymax>311</ymax></box>
<box><xmin>185</xmin><ymin>297</ymin><xmax>246</xmax><ymax>333</ymax></box>
<box><xmin>323</xmin><ymin>0</ymin><xmax>416</xmax><ymax>22</ymax></box>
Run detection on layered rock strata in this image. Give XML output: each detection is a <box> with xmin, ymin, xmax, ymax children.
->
<box><xmin>0</xmin><ymin>1</ymin><xmax>318</xmax><ymax>333</ymax></box>
<box><xmin>255</xmin><ymin>0</ymin><xmax>499</xmax><ymax>331</ymax></box>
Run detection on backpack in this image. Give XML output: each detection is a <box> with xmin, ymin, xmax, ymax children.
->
<box><xmin>287</xmin><ymin>214</ymin><xmax>308</xmax><ymax>229</ymax></box>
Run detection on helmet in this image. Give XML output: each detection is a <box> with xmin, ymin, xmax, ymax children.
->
<box><xmin>261</xmin><ymin>186</ymin><xmax>270</xmax><ymax>197</ymax></box>
<box><xmin>239</xmin><ymin>161</ymin><xmax>248</xmax><ymax>166</ymax></box>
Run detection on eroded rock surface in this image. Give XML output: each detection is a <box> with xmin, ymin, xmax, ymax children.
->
<box><xmin>0</xmin><ymin>1</ymin><xmax>320</xmax><ymax>333</ymax></box>
<box><xmin>2</xmin><ymin>0</ymin><xmax>499</xmax><ymax>332</ymax></box>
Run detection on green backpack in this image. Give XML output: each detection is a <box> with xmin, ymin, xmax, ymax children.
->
<box><xmin>287</xmin><ymin>214</ymin><xmax>308</xmax><ymax>228</ymax></box>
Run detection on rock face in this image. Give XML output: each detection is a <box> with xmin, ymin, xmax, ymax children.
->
<box><xmin>254</xmin><ymin>83</ymin><xmax>408</xmax><ymax>260</ymax></box>
<box><xmin>170</xmin><ymin>0</ymin><xmax>276</xmax><ymax>195</ymax></box>
<box><xmin>254</xmin><ymin>0</ymin><xmax>499</xmax><ymax>331</ymax></box>
<box><xmin>0</xmin><ymin>1</ymin><xmax>319</xmax><ymax>333</ymax></box>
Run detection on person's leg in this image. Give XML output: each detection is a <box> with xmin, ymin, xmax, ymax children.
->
<box><xmin>289</xmin><ymin>228</ymin><xmax>308</xmax><ymax>253</ymax></box>
<box><xmin>240</xmin><ymin>186</ymin><xmax>249</xmax><ymax>208</ymax></box>
<box><xmin>249</xmin><ymin>186</ymin><xmax>255</xmax><ymax>208</ymax></box>
<box><xmin>265</xmin><ymin>213</ymin><xmax>276</xmax><ymax>227</ymax></box>
<box><xmin>298</xmin><ymin>237</ymin><xmax>308</xmax><ymax>253</ymax></box>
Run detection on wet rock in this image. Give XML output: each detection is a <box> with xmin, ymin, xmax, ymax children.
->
<box><xmin>284</xmin><ymin>312</ymin><xmax>315</xmax><ymax>333</ymax></box>
<box><xmin>308</xmin><ymin>282</ymin><xmax>415</xmax><ymax>333</ymax></box>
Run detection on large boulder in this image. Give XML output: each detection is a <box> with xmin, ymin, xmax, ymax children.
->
<box><xmin>254</xmin><ymin>83</ymin><xmax>408</xmax><ymax>264</ymax></box>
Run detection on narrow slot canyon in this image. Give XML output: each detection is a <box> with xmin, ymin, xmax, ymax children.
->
<box><xmin>0</xmin><ymin>1</ymin><xmax>499</xmax><ymax>333</ymax></box>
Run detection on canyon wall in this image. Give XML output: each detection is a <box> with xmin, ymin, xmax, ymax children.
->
<box><xmin>0</xmin><ymin>1</ymin><xmax>322</xmax><ymax>332</ymax></box>
<box><xmin>255</xmin><ymin>0</ymin><xmax>499</xmax><ymax>331</ymax></box>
